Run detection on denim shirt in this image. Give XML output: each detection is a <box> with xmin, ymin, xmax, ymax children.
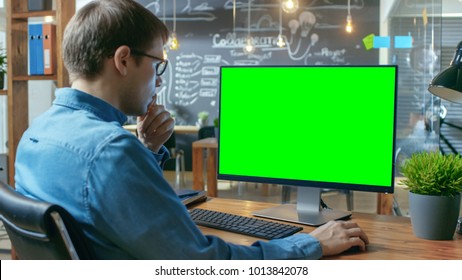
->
<box><xmin>14</xmin><ymin>88</ymin><xmax>322</xmax><ymax>259</ymax></box>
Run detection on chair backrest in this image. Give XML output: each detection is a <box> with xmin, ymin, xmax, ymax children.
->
<box><xmin>0</xmin><ymin>180</ymin><xmax>94</xmax><ymax>260</ymax></box>
<box><xmin>164</xmin><ymin>131</ymin><xmax>177</xmax><ymax>152</ymax></box>
<box><xmin>198</xmin><ymin>125</ymin><xmax>216</xmax><ymax>139</ymax></box>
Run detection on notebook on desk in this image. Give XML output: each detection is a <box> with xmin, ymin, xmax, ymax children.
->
<box><xmin>175</xmin><ymin>189</ymin><xmax>207</xmax><ymax>207</ymax></box>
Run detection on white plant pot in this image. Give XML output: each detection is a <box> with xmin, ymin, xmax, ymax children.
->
<box><xmin>196</xmin><ymin>119</ymin><xmax>208</xmax><ymax>127</ymax></box>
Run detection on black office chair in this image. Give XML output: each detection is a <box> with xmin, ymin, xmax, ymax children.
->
<box><xmin>0</xmin><ymin>180</ymin><xmax>94</xmax><ymax>260</ymax></box>
<box><xmin>163</xmin><ymin>131</ymin><xmax>186</xmax><ymax>188</ymax></box>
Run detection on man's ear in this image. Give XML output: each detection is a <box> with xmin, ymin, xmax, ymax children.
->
<box><xmin>113</xmin><ymin>45</ymin><xmax>131</xmax><ymax>76</ymax></box>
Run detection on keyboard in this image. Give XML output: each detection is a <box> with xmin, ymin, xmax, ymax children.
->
<box><xmin>189</xmin><ymin>208</ymin><xmax>303</xmax><ymax>240</ymax></box>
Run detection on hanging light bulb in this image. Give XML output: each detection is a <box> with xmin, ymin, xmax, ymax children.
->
<box><xmin>169</xmin><ymin>32</ymin><xmax>180</xmax><ymax>50</ymax></box>
<box><xmin>282</xmin><ymin>0</ymin><xmax>299</xmax><ymax>13</ymax></box>
<box><xmin>345</xmin><ymin>0</ymin><xmax>353</xmax><ymax>33</ymax></box>
<box><xmin>243</xmin><ymin>0</ymin><xmax>255</xmax><ymax>55</ymax></box>
<box><xmin>232</xmin><ymin>0</ymin><xmax>236</xmax><ymax>36</ymax></box>
<box><xmin>169</xmin><ymin>0</ymin><xmax>180</xmax><ymax>50</ymax></box>
<box><xmin>243</xmin><ymin>36</ymin><xmax>256</xmax><ymax>54</ymax></box>
<box><xmin>345</xmin><ymin>15</ymin><xmax>353</xmax><ymax>33</ymax></box>
<box><xmin>163</xmin><ymin>48</ymin><xmax>169</xmax><ymax>60</ymax></box>
<box><xmin>276</xmin><ymin>1</ymin><xmax>285</xmax><ymax>48</ymax></box>
<box><xmin>277</xmin><ymin>34</ymin><xmax>286</xmax><ymax>48</ymax></box>
<box><xmin>162</xmin><ymin>0</ymin><xmax>169</xmax><ymax>56</ymax></box>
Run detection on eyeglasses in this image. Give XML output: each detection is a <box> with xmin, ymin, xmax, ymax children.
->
<box><xmin>130</xmin><ymin>49</ymin><xmax>169</xmax><ymax>76</ymax></box>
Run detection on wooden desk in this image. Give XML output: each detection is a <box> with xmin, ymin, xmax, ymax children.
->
<box><xmin>194</xmin><ymin>198</ymin><xmax>462</xmax><ymax>259</ymax></box>
<box><xmin>123</xmin><ymin>125</ymin><xmax>199</xmax><ymax>135</ymax></box>
<box><xmin>192</xmin><ymin>137</ymin><xmax>218</xmax><ymax>197</ymax></box>
<box><xmin>173</xmin><ymin>125</ymin><xmax>200</xmax><ymax>134</ymax></box>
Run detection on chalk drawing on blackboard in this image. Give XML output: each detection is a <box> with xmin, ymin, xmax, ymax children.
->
<box><xmin>175</xmin><ymin>81</ymin><xmax>200</xmax><ymax>91</ymax></box>
<box><xmin>144</xmin><ymin>1</ymin><xmax>160</xmax><ymax>14</ymax></box>
<box><xmin>169</xmin><ymin>52</ymin><xmax>231</xmax><ymax>108</ymax></box>
<box><xmin>203</xmin><ymin>55</ymin><xmax>222</xmax><ymax>63</ymax></box>
<box><xmin>233</xmin><ymin>60</ymin><xmax>259</xmax><ymax>65</ymax></box>
<box><xmin>170</xmin><ymin>87</ymin><xmax>200</xmax><ymax>105</ymax></box>
<box><xmin>201</xmin><ymin>78</ymin><xmax>219</xmax><ymax>87</ymax></box>
<box><xmin>285</xmin><ymin>11</ymin><xmax>319</xmax><ymax>61</ymax></box>
<box><xmin>311</xmin><ymin>48</ymin><xmax>347</xmax><ymax>64</ymax></box>
<box><xmin>144</xmin><ymin>0</ymin><xmax>217</xmax><ymax>22</ymax></box>
<box><xmin>156</xmin><ymin>85</ymin><xmax>167</xmax><ymax>106</ymax></box>
<box><xmin>199</xmin><ymin>88</ymin><xmax>217</xmax><ymax>98</ymax></box>
<box><xmin>201</xmin><ymin>67</ymin><xmax>220</xmax><ymax>76</ymax></box>
<box><xmin>254</xmin><ymin>14</ymin><xmax>279</xmax><ymax>32</ymax></box>
<box><xmin>176</xmin><ymin>60</ymin><xmax>201</xmax><ymax>71</ymax></box>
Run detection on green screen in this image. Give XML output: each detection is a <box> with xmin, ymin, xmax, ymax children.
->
<box><xmin>218</xmin><ymin>65</ymin><xmax>397</xmax><ymax>192</ymax></box>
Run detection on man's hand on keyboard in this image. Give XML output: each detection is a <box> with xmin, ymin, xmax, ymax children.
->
<box><xmin>309</xmin><ymin>220</ymin><xmax>369</xmax><ymax>256</ymax></box>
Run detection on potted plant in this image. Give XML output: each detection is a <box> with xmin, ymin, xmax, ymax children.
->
<box><xmin>0</xmin><ymin>48</ymin><xmax>6</xmax><ymax>90</ymax></box>
<box><xmin>400</xmin><ymin>151</ymin><xmax>462</xmax><ymax>240</ymax></box>
<box><xmin>196</xmin><ymin>111</ymin><xmax>209</xmax><ymax>127</ymax></box>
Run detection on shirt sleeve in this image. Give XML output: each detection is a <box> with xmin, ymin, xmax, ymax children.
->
<box><xmin>85</xmin><ymin>134</ymin><xmax>323</xmax><ymax>259</ymax></box>
<box><xmin>153</xmin><ymin>145</ymin><xmax>170</xmax><ymax>168</ymax></box>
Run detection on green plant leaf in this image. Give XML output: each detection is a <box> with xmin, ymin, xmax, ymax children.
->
<box><xmin>400</xmin><ymin>151</ymin><xmax>462</xmax><ymax>197</ymax></box>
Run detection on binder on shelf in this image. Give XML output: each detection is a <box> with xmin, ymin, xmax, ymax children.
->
<box><xmin>28</xmin><ymin>24</ymin><xmax>44</xmax><ymax>75</ymax></box>
<box><xmin>28</xmin><ymin>24</ymin><xmax>37</xmax><ymax>75</ymax></box>
<box><xmin>42</xmin><ymin>24</ymin><xmax>56</xmax><ymax>75</ymax></box>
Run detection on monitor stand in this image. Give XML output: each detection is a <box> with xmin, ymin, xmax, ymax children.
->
<box><xmin>252</xmin><ymin>186</ymin><xmax>352</xmax><ymax>226</ymax></box>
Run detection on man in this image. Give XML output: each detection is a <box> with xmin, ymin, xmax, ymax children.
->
<box><xmin>15</xmin><ymin>0</ymin><xmax>368</xmax><ymax>259</ymax></box>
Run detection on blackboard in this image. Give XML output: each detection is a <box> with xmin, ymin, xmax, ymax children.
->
<box><xmin>137</xmin><ymin>0</ymin><xmax>380</xmax><ymax>126</ymax></box>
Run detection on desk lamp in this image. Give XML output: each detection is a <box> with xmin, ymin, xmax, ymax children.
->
<box><xmin>428</xmin><ymin>41</ymin><xmax>462</xmax><ymax>102</ymax></box>
<box><xmin>428</xmin><ymin>41</ymin><xmax>462</xmax><ymax>236</ymax></box>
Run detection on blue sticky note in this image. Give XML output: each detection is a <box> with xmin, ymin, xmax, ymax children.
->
<box><xmin>373</xmin><ymin>36</ymin><xmax>391</xmax><ymax>48</ymax></box>
<box><xmin>394</xmin><ymin>36</ymin><xmax>413</xmax><ymax>48</ymax></box>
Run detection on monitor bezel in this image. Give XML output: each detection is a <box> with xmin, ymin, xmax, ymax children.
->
<box><xmin>217</xmin><ymin>64</ymin><xmax>398</xmax><ymax>194</ymax></box>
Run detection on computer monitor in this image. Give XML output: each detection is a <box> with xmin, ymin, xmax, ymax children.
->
<box><xmin>217</xmin><ymin>65</ymin><xmax>397</xmax><ymax>226</ymax></box>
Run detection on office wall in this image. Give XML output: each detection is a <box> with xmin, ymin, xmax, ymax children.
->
<box><xmin>76</xmin><ymin>0</ymin><xmax>91</xmax><ymax>10</ymax></box>
<box><xmin>28</xmin><ymin>81</ymin><xmax>55</xmax><ymax>124</ymax></box>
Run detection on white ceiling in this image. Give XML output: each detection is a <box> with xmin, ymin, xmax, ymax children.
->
<box><xmin>443</xmin><ymin>0</ymin><xmax>462</xmax><ymax>16</ymax></box>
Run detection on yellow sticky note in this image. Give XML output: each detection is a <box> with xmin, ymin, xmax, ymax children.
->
<box><xmin>362</xmin><ymin>33</ymin><xmax>375</xmax><ymax>50</ymax></box>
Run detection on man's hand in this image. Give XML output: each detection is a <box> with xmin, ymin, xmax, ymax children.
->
<box><xmin>137</xmin><ymin>95</ymin><xmax>174</xmax><ymax>153</ymax></box>
<box><xmin>309</xmin><ymin>220</ymin><xmax>369</xmax><ymax>256</ymax></box>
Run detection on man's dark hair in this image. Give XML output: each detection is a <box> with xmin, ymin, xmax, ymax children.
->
<box><xmin>63</xmin><ymin>0</ymin><xmax>169</xmax><ymax>82</ymax></box>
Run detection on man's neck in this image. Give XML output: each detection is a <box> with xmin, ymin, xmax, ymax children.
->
<box><xmin>71</xmin><ymin>78</ymin><xmax>121</xmax><ymax>111</ymax></box>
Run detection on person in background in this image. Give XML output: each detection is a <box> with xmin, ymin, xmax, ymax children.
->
<box><xmin>14</xmin><ymin>0</ymin><xmax>368</xmax><ymax>259</ymax></box>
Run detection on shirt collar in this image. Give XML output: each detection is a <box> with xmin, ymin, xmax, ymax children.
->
<box><xmin>53</xmin><ymin>88</ymin><xmax>128</xmax><ymax>125</ymax></box>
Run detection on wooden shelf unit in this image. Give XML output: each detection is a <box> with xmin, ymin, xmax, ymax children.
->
<box><xmin>6</xmin><ymin>0</ymin><xmax>75</xmax><ymax>185</ymax></box>
<box><xmin>11</xmin><ymin>10</ymin><xmax>56</xmax><ymax>19</ymax></box>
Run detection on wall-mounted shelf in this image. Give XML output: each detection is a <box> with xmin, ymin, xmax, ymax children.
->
<box><xmin>6</xmin><ymin>0</ymin><xmax>75</xmax><ymax>185</ymax></box>
<box><xmin>12</xmin><ymin>75</ymin><xmax>58</xmax><ymax>81</ymax></box>
<box><xmin>12</xmin><ymin>10</ymin><xmax>56</xmax><ymax>19</ymax></box>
